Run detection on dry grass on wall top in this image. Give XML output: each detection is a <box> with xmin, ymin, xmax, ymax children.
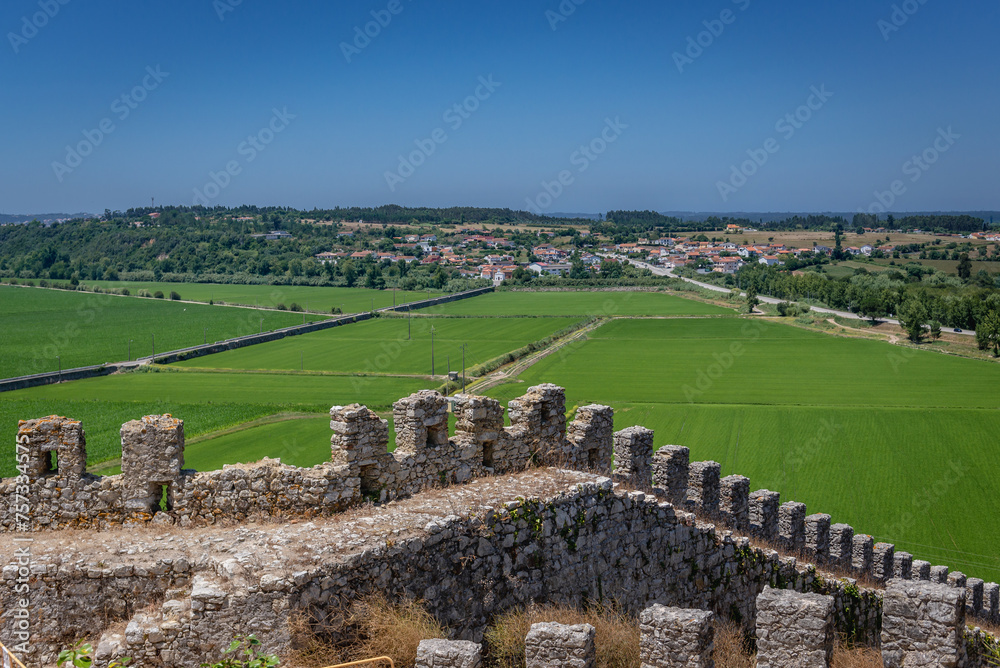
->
<box><xmin>483</xmin><ymin>603</ymin><xmax>640</xmax><ymax>668</ymax></box>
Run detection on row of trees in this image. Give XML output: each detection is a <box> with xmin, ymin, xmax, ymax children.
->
<box><xmin>735</xmin><ymin>263</ymin><xmax>1000</xmax><ymax>332</ymax></box>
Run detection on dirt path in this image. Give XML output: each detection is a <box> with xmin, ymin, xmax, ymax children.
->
<box><xmin>464</xmin><ymin>318</ymin><xmax>610</xmax><ymax>394</ymax></box>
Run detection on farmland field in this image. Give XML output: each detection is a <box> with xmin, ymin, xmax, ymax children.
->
<box><xmin>85</xmin><ymin>281</ymin><xmax>443</xmax><ymax>313</ymax></box>
<box><xmin>485</xmin><ymin>316</ymin><xmax>1000</xmax><ymax>582</ymax></box>
<box><xmin>175</xmin><ymin>316</ymin><xmax>585</xmax><ymax>374</ymax></box>
<box><xmin>0</xmin><ymin>285</ymin><xmax>327</xmax><ymax>379</ymax></box>
<box><xmin>420</xmin><ymin>290</ymin><xmax>735</xmax><ymax>316</ymax></box>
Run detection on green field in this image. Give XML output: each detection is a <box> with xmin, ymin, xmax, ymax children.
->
<box><xmin>0</xmin><ymin>370</ymin><xmax>433</xmax><ymax>477</ymax></box>
<box><xmin>86</xmin><ymin>281</ymin><xmax>442</xmax><ymax>313</ymax></box>
<box><xmin>419</xmin><ymin>290</ymin><xmax>735</xmax><ymax>316</ymax></box>
<box><xmin>486</xmin><ymin>316</ymin><xmax>1000</xmax><ymax>582</ymax></box>
<box><xmin>0</xmin><ymin>286</ymin><xmax>327</xmax><ymax>379</ymax></box>
<box><xmin>175</xmin><ymin>316</ymin><xmax>584</xmax><ymax>375</ymax></box>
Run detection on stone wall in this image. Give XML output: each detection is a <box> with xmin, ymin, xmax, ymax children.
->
<box><xmin>2</xmin><ymin>383</ymin><xmax>998</xmax><ymax>666</ymax></box>
<box><xmin>0</xmin><ymin>384</ymin><xmax>607</xmax><ymax>531</ymax></box>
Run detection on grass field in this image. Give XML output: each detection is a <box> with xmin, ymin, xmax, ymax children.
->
<box><xmin>85</xmin><ymin>281</ymin><xmax>443</xmax><ymax>313</ymax></box>
<box><xmin>0</xmin><ymin>370</ymin><xmax>432</xmax><ymax>476</ymax></box>
<box><xmin>0</xmin><ymin>285</ymin><xmax>326</xmax><ymax>379</ymax></box>
<box><xmin>485</xmin><ymin>316</ymin><xmax>1000</xmax><ymax>582</ymax></box>
<box><xmin>174</xmin><ymin>316</ymin><xmax>584</xmax><ymax>374</ymax></box>
<box><xmin>420</xmin><ymin>290</ymin><xmax>735</xmax><ymax>316</ymax></box>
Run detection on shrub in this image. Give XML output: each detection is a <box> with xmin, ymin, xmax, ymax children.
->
<box><xmin>39</xmin><ymin>279</ymin><xmax>49</xmax><ymax>287</ymax></box>
<box><xmin>290</xmin><ymin>303</ymin><xmax>303</xmax><ymax>312</ymax></box>
<box><xmin>200</xmin><ymin>634</ymin><xmax>278</xmax><ymax>668</ymax></box>
<box><xmin>137</xmin><ymin>289</ymin><xmax>152</xmax><ymax>298</ymax></box>
<box><xmin>120</xmin><ymin>288</ymin><xmax>130</xmax><ymax>296</ymax></box>
<box><xmin>169</xmin><ymin>291</ymin><xmax>181</xmax><ymax>300</ymax></box>
<box><xmin>331</xmin><ymin>307</ymin><xmax>342</xmax><ymax>314</ymax></box>
<box><xmin>276</xmin><ymin>303</ymin><xmax>287</xmax><ymax>311</ymax></box>
<box><xmin>485</xmin><ymin>603</ymin><xmax>639</xmax><ymax>668</ymax></box>
<box><xmin>344</xmin><ymin>594</ymin><xmax>445</xmax><ymax>667</ymax></box>
<box><xmin>153</xmin><ymin>291</ymin><xmax>164</xmax><ymax>299</ymax></box>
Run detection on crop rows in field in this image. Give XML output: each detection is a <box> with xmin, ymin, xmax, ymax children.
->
<box><xmin>86</xmin><ymin>281</ymin><xmax>442</xmax><ymax>313</ymax></box>
<box><xmin>0</xmin><ymin>285</ymin><xmax>326</xmax><ymax>379</ymax></box>
<box><xmin>175</xmin><ymin>316</ymin><xmax>585</xmax><ymax>375</ymax></box>
<box><xmin>419</xmin><ymin>290</ymin><xmax>735</xmax><ymax>316</ymax></box>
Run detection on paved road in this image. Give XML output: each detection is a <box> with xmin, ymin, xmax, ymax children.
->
<box><xmin>610</xmin><ymin>255</ymin><xmax>977</xmax><ymax>337</ymax></box>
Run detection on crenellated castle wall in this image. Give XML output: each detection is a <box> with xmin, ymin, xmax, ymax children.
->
<box><xmin>1</xmin><ymin>384</ymin><xmax>997</xmax><ymax>667</ymax></box>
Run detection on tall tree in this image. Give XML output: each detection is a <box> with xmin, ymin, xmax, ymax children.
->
<box><xmin>897</xmin><ymin>298</ymin><xmax>929</xmax><ymax>342</ymax></box>
<box><xmin>976</xmin><ymin>308</ymin><xmax>1000</xmax><ymax>356</ymax></box>
<box><xmin>957</xmin><ymin>253</ymin><xmax>972</xmax><ymax>281</ymax></box>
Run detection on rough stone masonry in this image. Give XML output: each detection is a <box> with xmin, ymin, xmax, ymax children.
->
<box><xmin>0</xmin><ymin>384</ymin><xmax>996</xmax><ymax>667</ymax></box>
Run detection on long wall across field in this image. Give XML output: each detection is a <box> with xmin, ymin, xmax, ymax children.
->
<box><xmin>0</xmin><ymin>286</ymin><xmax>493</xmax><ymax>392</ymax></box>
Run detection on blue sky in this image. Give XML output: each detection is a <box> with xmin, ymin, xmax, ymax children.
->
<box><xmin>2</xmin><ymin>0</ymin><xmax>998</xmax><ymax>215</ymax></box>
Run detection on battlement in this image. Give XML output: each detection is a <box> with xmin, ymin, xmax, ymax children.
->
<box><xmin>3</xmin><ymin>385</ymin><xmax>997</xmax><ymax>629</ymax></box>
<box><xmin>1</xmin><ymin>384</ymin><xmax>609</xmax><ymax>532</ymax></box>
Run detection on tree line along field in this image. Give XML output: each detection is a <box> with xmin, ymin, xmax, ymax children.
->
<box><xmin>174</xmin><ymin>316</ymin><xmax>585</xmax><ymax>375</ymax></box>
<box><xmin>0</xmin><ymin>285</ymin><xmax>328</xmax><ymax>379</ymax></box>
<box><xmin>485</xmin><ymin>316</ymin><xmax>1000</xmax><ymax>582</ymax></box>
<box><xmin>420</xmin><ymin>289</ymin><xmax>735</xmax><ymax>316</ymax></box>
<box><xmin>84</xmin><ymin>281</ymin><xmax>443</xmax><ymax>313</ymax></box>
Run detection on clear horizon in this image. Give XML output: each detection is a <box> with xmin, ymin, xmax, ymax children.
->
<box><xmin>3</xmin><ymin>1</ymin><xmax>998</xmax><ymax>215</ymax></box>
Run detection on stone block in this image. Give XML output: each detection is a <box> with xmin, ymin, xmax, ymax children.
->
<box><xmin>719</xmin><ymin>475</ymin><xmax>749</xmax><ymax>531</ymax></box>
<box><xmin>652</xmin><ymin>446</ymin><xmax>689</xmax><ymax>505</ymax></box>
<box><xmin>778</xmin><ymin>502</ymin><xmax>806</xmax><ymax>552</ymax></box>
<box><xmin>828</xmin><ymin>524</ymin><xmax>853</xmax><ymax>568</ymax></box>
<box><xmin>872</xmin><ymin>542</ymin><xmax>894</xmax><ymax>583</ymax></box>
<box><xmin>892</xmin><ymin>551</ymin><xmax>913</xmax><ymax>580</ymax></box>
<box><xmin>755</xmin><ymin>586</ymin><xmax>835</xmax><ymax>668</ymax></box>
<box><xmin>881</xmin><ymin>579</ymin><xmax>966</xmax><ymax>668</ymax></box>
<box><xmin>639</xmin><ymin>604</ymin><xmax>714</xmax><ymax>668</ymax></box>
<box><xmin>613</xmin><ymin>427</ymin><xmax>654</xmax><ymax>491</ymax></box>
<box><xmin>749</xmin><ymin>490</ymin><xmax>779</xmax><ymax>540</ymax></box>
<box><xmin>525</xmin><ymin>622</ymin><xmax>596</xmax><ymax>668</ymax></box>
<box><xmin>687</xmin><ymin>461</ymin><xmax>721</xmax><ymax>516</ymax></box>
<box><xmin>851</xmin><ymin>534</ymin><xmax>873</xmax><ymax>574</ymax></box>
<box><xmin>416</xmin><ymin>638</ymin><xmax>482</xmax><ymax>668</ymax></box>
<box><xmin>804</xmin><ymin>514</ymin><xmax>830</xmax><ymax>562</ymax></box>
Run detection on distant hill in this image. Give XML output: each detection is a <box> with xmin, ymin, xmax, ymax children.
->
<box><xmin>0</xmin><ymin>213</ymin><xmax>94</xmax><ymax>225</ymax></box>
<box><xmin>661</xmin><ymin>211</ymin><xmax>1000</xmax><ymax>225</ymax></box>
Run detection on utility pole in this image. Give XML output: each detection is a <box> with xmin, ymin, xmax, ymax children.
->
<box><xmin>408</xmin><ymin>308</ymin><xmax>411</xmax><ymax>340</ymax></box>
<box><xmin>460</xmin><ymin>343</ymin><xmax>468</xmax><ymax>392</ymax></box>
<box><xmin>57</xmin><ymin>355</ymin><xmax>60</xmax><ymax>381</ymax></box>
<box><xmin>393</xmin><ymin>287</ymin><xmax>396</xmax><ymax>307</ymax></box>
<box><xmin>203</xmin><ymin>328</ymin><xmax>207</xmax><ymax>344</ymax></box>
<box><xmin>301</xmin><ymin>351</ymin><xmax>303</xmax><ymax>371</ymax></box>
<box><xmin>151</xmin><ymin>334</ymin><xmax>155</xmax><ymax>358</ymax></box>
<box><xmin>128</xmin><ymin>339</ymin><xmax>132</xmax><ymax>361</ymax></box>
<box><xmin>430</xmin><ymin>326</ymin><xmax>435</xmax><ymax>377</ymax></box>
<box><xmin>260</xmin><ymin>317</ymin><xmax>263</xmax><ymax>333</ymax></box>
